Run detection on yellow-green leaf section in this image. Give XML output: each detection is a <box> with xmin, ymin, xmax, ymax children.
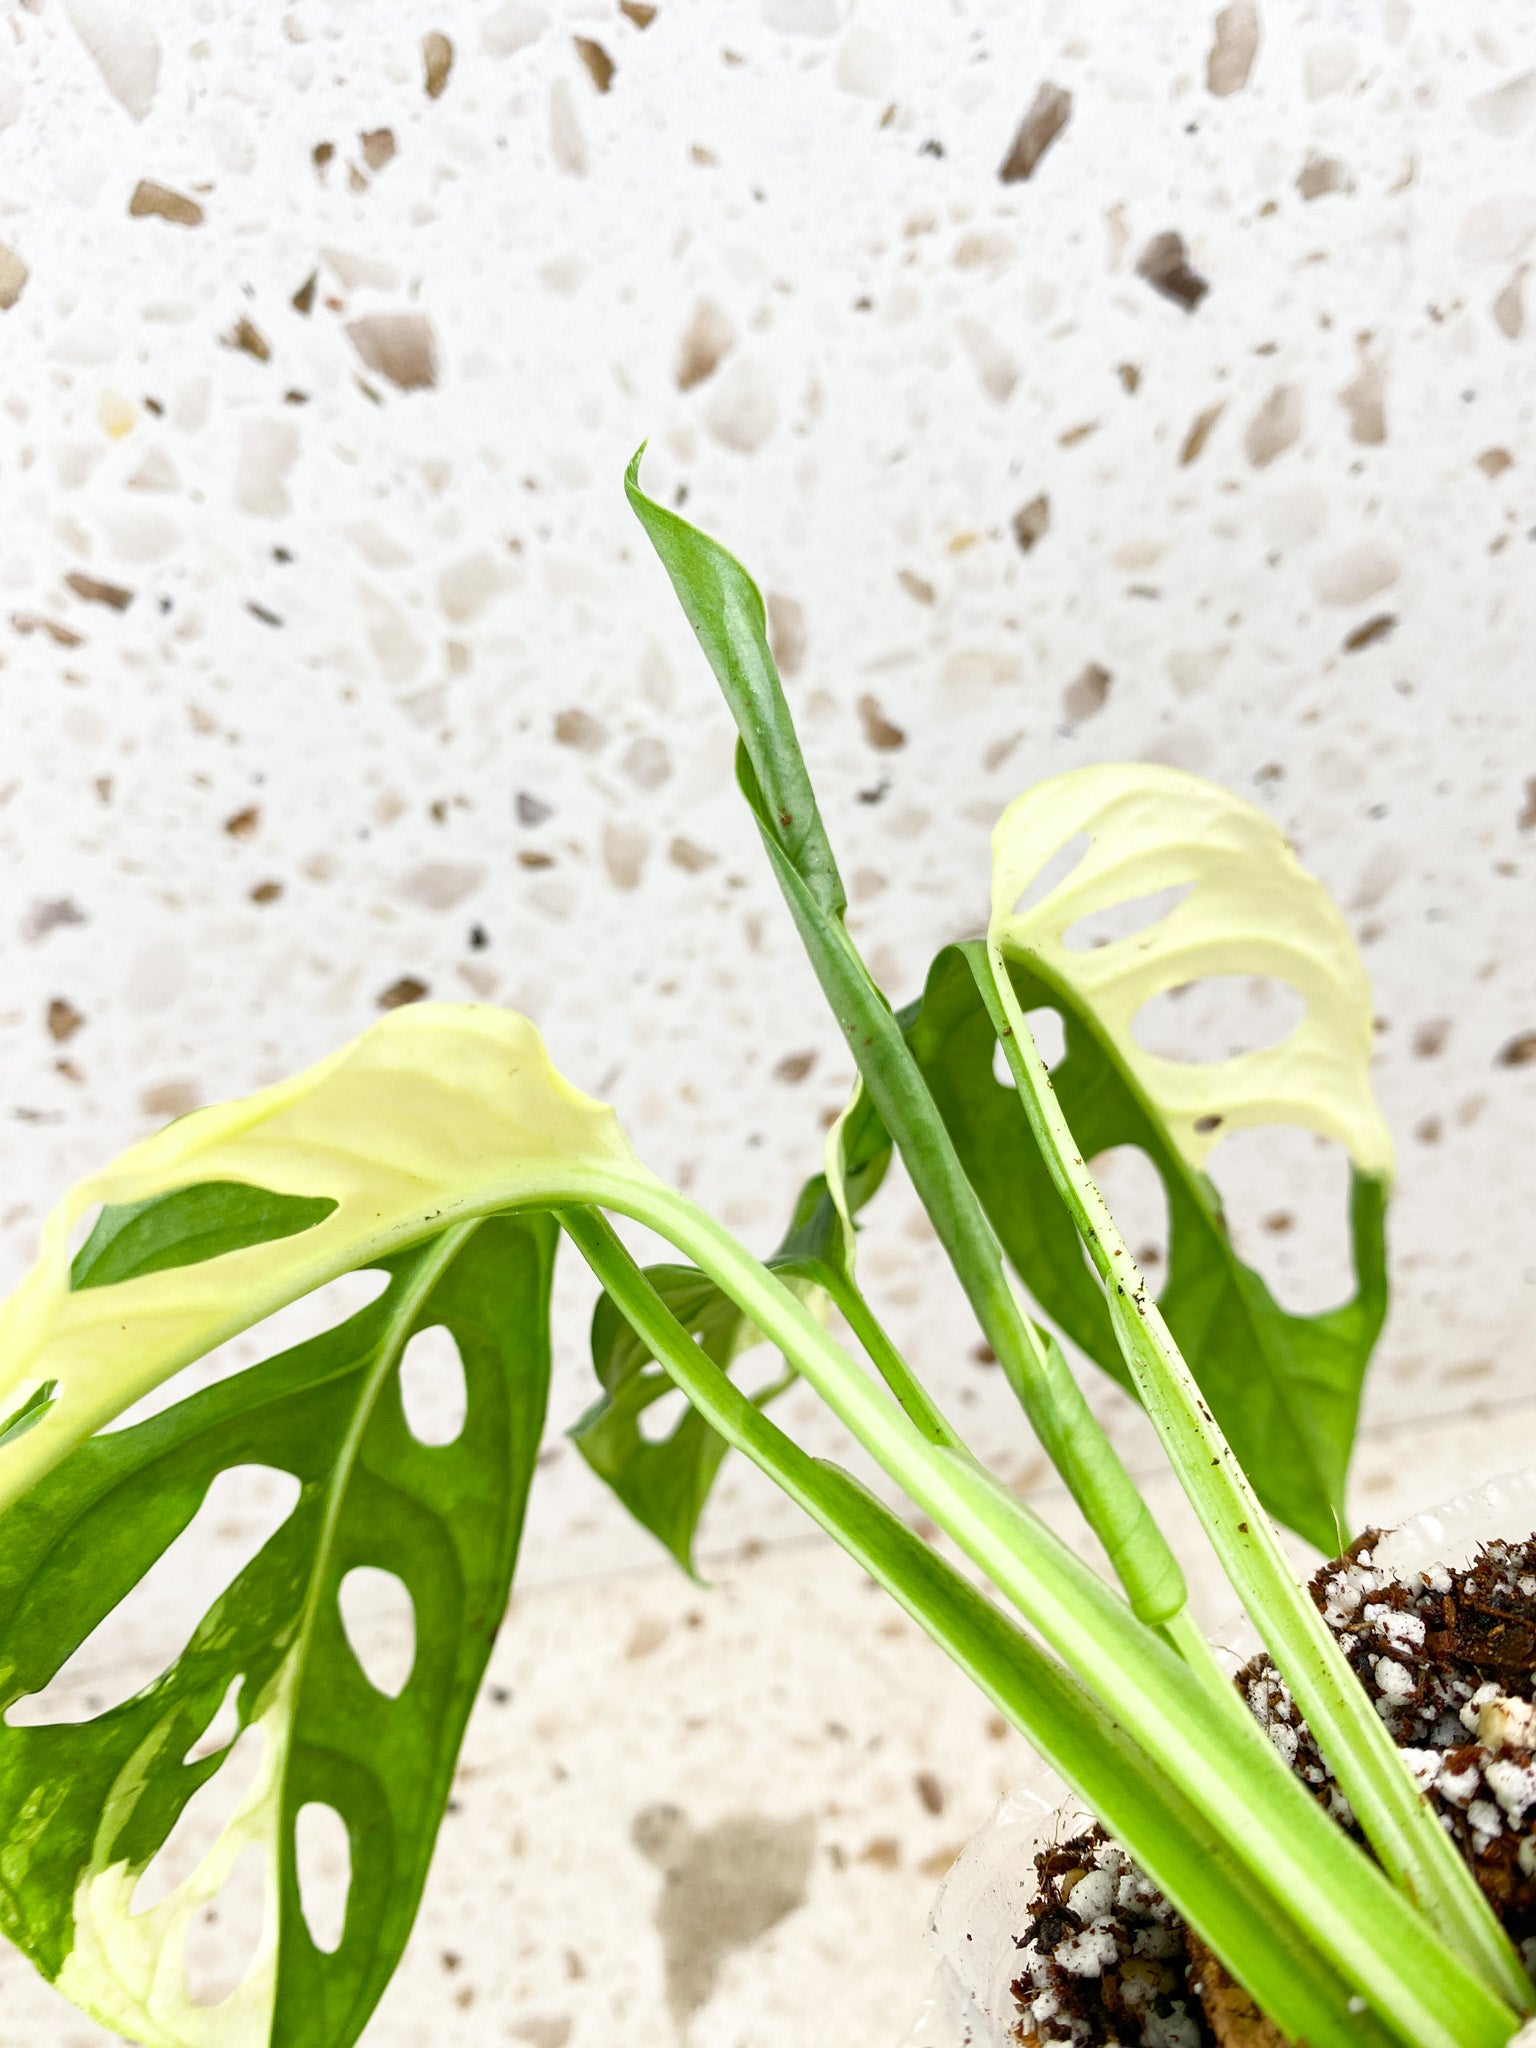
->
<box><xmin>0</xmin><ymin>1006</ymin><xmax>643</xmax><ymax>1512</ymax></box>
<box><xmin>989</xmin><ymin>763</ymin><xmax>1393</xmax><ymax>1178</ymax></box>
<box><xmin>57</xmin><ymin>1689</ymin><xmax>289</xmax><ymax>2048</ymax></box>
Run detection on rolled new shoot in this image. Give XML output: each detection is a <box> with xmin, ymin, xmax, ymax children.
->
<box><xmin>626</xmin><ymin>451</ymin><xmax>1188</xmax><ymax>1636</ymax></box>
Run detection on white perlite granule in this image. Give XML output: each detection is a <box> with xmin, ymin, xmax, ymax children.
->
<box><xmin>1485</xmin><ymin>1757</ymin><xmax>1536</xmax><ymax>1827</ymax></box>
<box><xmin>1053</xmin><ymin>1925</ymin><xmax>1120</xmax><ymax>1979</ymax></box>
<box><xmin>1372</xmin><ymin>1655</ymin><xmax>1416</xmax><ymax>1703</ymax></box>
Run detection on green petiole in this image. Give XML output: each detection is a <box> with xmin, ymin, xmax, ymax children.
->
<box><xmin>625</xmin><ymin>449</ymin><xmax>1191</xmax><ymax>1638</ymax></box>
<box><xmin>626</xmin><ymin>454</ymin><xmax>1532</xmax><ymax>2046</ymax></box>
<box><xmin>568</xmin><ymin>1192</ymin><xmax>1517</xmax><ymax>2048</ymax></box>
<box><xmin>559</xmin><ymin>1203</ymin><xmax>1414</xmax><ymax>2048</ymax></box>
<box><xmin>975</xmin><ymin>937</ymin><xmax>1535</xmax><ymax>2015</ymax></box>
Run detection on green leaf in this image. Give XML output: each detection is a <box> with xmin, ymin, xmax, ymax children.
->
<box><xmin>0</xmin><ymin>1382</ymin><xmax>58</xmax><ymax>1451</ymax></box>
<box><xmin>970</xmin><ymin>761</ymin><xmax>1392</xmax><ymax>1550</ymax></box>
<box><xmin>71</xmin><ymin>1184</ymin><xmax>339</xmax><ymax>1293</ymax></box>
<box><xmin>905</xmin><ymin>943</ymin><xmax>1387</xmax><ymax>1550</ymax></box>
<box><xmin>560</xmin><ymin>1208</ymin><xmax>1454</xmax><ymax>2048</ymax></box>
<box><xmin>975</xmin><ymin>791</ymin><xmax>1527</xmax><ymax>2011</ymax></box>
<box><xmin>0</xmin><ymin>1002</ymin><xmax>836</xmax><ymax>2042</ymax></box>
<box><xmin>628</xmin><ymin>460</ymin><xmax>1190</xmax><ymax>1629</ymax></box>
<box><xmin>0</xmin><ymin>1003</ymin><xmax>665</xmax><ymax>1514</ymax></box>
<box><xmin>573</xmin><ymin>1264</ymin><xmax>788</xmax><ymax>1576</ymax></box>
<box><xmin>0</xmin><ymin>1213</ymin><xmax>555</xmax><ymax>2048</ymax></box>
<box><xmin>571</xmin><ymin>1092</ymin><xmax>892</xmax><ymax>1575</ymax></box>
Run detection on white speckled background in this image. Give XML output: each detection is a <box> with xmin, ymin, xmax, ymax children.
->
<box><xmin>1</xmin><ymin>0</ymin><xmax>1534</xmax><ymax>2041</ymax></box>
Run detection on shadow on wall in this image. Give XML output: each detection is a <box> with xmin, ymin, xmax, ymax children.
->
<box><xmin>631</xmin><ymin>1801</ymin><xmax>818</xmax><ymax>2032</ymax></box>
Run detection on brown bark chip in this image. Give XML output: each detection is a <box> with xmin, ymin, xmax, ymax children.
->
<box><xmin>1185</xmin><ymin>1935</ymin><xmax>1292</xmax><ymax>2047</ymax></box>
<box><xmin>1012</xmin><ymin>1537</ymin><xmax>1536</xmax><ymax>2044</ymax></box>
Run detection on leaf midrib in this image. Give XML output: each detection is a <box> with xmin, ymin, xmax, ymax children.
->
<box><xmin>284</xmin><ymin>1222</ymin><xmax>478</xmax><ymax>1712</ymax></box>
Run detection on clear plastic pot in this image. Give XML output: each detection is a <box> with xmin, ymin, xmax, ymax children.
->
<box><xmin>902</xmin><ymin>1465</ymin><xmax>1536</xmax><ymax>2048</ymax></box>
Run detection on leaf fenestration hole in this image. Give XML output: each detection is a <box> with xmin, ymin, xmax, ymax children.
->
<box><xmin>132</xmin><ymin>1722</ymin><xmax>267</xmax><ymax>1914</ymax></box>
<box><xmin>638</xmin><ymin>1382</ymin><xmax>690</xmax><ymax>1443</ymax></box>
<box><xmin>185</xmin><ymin>1674</ymin><xmax>244</xmax><ymax>1764</ymax></box>
<box><xmin>1026</xmin><ymin>1007</ymin><xmax>1067</xmax><ymax>1069</ymax></box>
<box><xmin>1130</xmin><ymin>975</ymin><xmax>1306</xmax><ymax>1066</ymax></box>
<box><xmin>1062</xmin><ymin>884</ymin><xmax>1192</xmax><ymax>953</ymax></box>
<box><xmin>98</xmin><ymin>1269</ymin><xmax>391</xmax><ymax>1435</ymax></box>
<box><xmin>6</xmin><ymin>1465</ymin><xmax>302</xmax><ymax>1726</ymax></box>
<box><xmin>1203</xmin><ymin>1126</ymin><xmax>1355</xmax><ymax>1315</ymax></box>
<box><xmin>992</xmin><ymin>1007</ymin><xmax>1067</xmax><ymax>1089</ymax></box>
<box><xmin>183</xmin><ymin>1840</ymin><xmax>268</xmax><ymax>2007</ymax></box>
<box><xmin>295</xmin><ymin>1802</ymin><xmax>351</xmax><ymax>1954</ymax></box>
<box><xmin>1010</xmin><ymin>830</ymin><xmax>1090</xmax><ymax>920</ymax></box>
<box><xmin>338</xmin><ymin>1566</ymin><xmax>416</xmax><ymax>1698</ymax></box>
<box><xmin>397</xmin><ymin>1323</ymin><xmax>467</xmax><ymax>1446</ymax></box>
<box><xmin>736</xmin><ymin>1350</ymin><xmax>789</xmax><ymax>1400</ymax></box>
<box><xmin>1085</xmin><ymin>1145</ymin><xmax>1170</xmax><ymax>1288</ymax></box>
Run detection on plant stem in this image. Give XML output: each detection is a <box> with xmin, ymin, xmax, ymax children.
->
<box><xmin>817</xmin><ymin>1265</ymin><xmax>962</xmax><ymax>1450</ymax></box>
<box><xmin>975</xmin><ymin>938</ymin><xmax>1534</xmax><ymax>2014</ymax></box>
<box><xmin>566</xmin><ymin>1194</ymin><xmax>1516</xmax><ymax>2048</ymax></box>
<box><xmin>559</xmin><ymin>1202</ymin><xmax>1420</xmax><ymax>2048</ymax></box>
<box><xmin>625</xmin><ymin>458</ymin><xmax>1188</xmax><ymax>1631</ymax></box>
<box><xmin>747</xmin><ymin>778</ymin><xmax>1187</xmax><ymax>1629</ymax></box>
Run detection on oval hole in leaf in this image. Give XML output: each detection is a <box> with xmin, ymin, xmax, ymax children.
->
<box><xmin>184</xmin><ymin>1840</ymin><xmax>268</xmax><ymax>2008</ymax></box>
<box><xmin>1203</xmin><ymin>1125</ymin><xmax>1355</xmax><ymax>1315</ymax></box>
<box><xmin>638</xmin><ymin>1382</ymin><xmax>690</xmax><ymax>1444</ymax></box>
<box><xmin>1027</xmin><ymin>1007</ymin><xmax>1067</xmax><ymax>1070</ymax></box>
<box><xmin>295</xmin><ymin>1802</ymin><xmax>351</xmax><ymax>1955</ymax></box>
<box><xmin>1085</xmin><ymin>1145</ymin><xmax>1170</xmax><ymax>1291</ymax></box>
<box><xmin>338</xmin><ymin>1566</ymin><xmax>416</xmax><ymax>1698</ymax></box>
<box><xmin>1131</xmin><ymin>975</ymin><xmax>1306</xmax><ymax>1066</ymax></box>
<box><xmin>1062</xmin><ymin>884</ymin><xmax>1191</xmax><ymax>953</ymax></box>
<box><xmin>1010</xmin><ymin>829</ymin><xmax>1090</xmax><ymax>920</ymax></box>
<box><xmin>132</xmin><ymin>1721</ymin><xmax>267</xmax><ymax>1913</ymax></box>
<box><xmin>6</xmin><ymin>1465</ymin><xmax>302</xmax><ymax>1726</ymax></box>
<box><xmin>736</xmin><ymin>1350</ymin><xmax>789</xmax><ymax>1401</ymax></box>
<box><xmin>396</xmin><ymin>1324</ymin><xmax>467</xmax><ymax>1446</ymax></box>
<box><xmin>70</xmin><ymin>1181</ymin><xmax>338</xmax><ymax>1292</ymax></box>
<box><xmin>185</xmin><ymin>1674</ymin><xmax>244</xmax><ymax>1764</ymax></box>
<box><xmin>992</xmin><ymin>1008</ymin><xmax>1066</xmax><ymax>1089</ymax></box>
<box><xmin>98</xmin><ymin>1270</ymin><xmax>391</xmax><ymax>1435</ymax></box>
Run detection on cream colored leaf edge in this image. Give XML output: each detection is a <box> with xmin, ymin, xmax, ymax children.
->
<box><xmin>0</xmin><ymin>1004</ymin><xmax>652</xmax><ymax>1518</ymax></box>
<box><xmin>0</xmin><ymin>1003</ymin><xmax>859</xmax><ymax>2042</ymax></box>
<box><xmin>989</xmin><ymin>763</ymin><xmax>1394</xmax><ymax>1178</ymax></box>
<box><xmin>57</xmin><ymin>1685</ymin><xmax>290</xmax><ymax>2048</ymax></box>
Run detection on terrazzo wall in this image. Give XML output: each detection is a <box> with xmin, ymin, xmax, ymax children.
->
<box><xmin>3</xmin><ymin>0</ymin><xmax>1534</xmax><ymax>1584</ymax></box>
